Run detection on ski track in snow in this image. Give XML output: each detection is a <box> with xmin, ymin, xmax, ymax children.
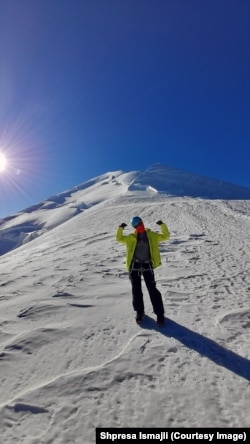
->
<box><xmin>0</xmin><ymin>182</ymin><xmax>250</xmax><ymax>443</ymax></box>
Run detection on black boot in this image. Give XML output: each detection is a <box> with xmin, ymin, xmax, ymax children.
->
<box><xmin>157</xmin><ymin>314</ymin><xmax>165</xmax><ymax>327</ymax></box>
<box><xmin>135</xmin><ymin>312</ymin><xmax>145</xmax><ymax>324</ymax></box>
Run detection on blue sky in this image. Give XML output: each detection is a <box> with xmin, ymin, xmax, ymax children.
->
<box><xmin>0</xmin><ymin>0</ymin><xmax>250</xmax><ymax>217</ymax></box>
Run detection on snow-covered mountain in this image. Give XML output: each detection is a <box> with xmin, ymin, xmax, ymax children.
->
<box><xmin>1</xmin><ymin>163</ymin><xmax>250</xmax><ymax>255</ymax></box>
<box><xmin>0</xmin><ymin>164</ymin><xmax>250</xmax><ymax>443</ymax></box>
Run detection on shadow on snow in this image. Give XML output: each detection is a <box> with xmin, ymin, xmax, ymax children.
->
<box><xmin>140</xmin><ymin>316</ymin><xmax>250</xmax><ymax>382</ymax></box>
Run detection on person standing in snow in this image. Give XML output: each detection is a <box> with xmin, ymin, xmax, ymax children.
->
<box><xmin>116</xmin><ymin>216</ymin><xmax>170</xmax><ymax>326</ymax></box>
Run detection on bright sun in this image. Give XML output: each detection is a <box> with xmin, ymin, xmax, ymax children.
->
<box><xmin>0</xmin><ymin>152</ymin><xmax>7</xmax><ymax>172</ymax></box>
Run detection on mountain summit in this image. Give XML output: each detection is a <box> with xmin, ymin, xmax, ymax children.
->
<box><xmin>0</xmin><ymin>163</ymin><xmax>250</xmax><ymax>255</ymax></box>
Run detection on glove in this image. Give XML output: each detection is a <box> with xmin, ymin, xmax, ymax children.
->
<box><xmin>156</xmin><ymin>220</ymin><xmax>163</xmax><ymax>225</ymax></box>
<box><xmin>119</xmin><ymin>223</ymin><xmax>127</xmax><ymax>228</ymax></box>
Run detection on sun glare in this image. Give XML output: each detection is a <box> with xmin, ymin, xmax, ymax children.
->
<box><xmin>0</xmin><ymin>152</ymin><xmax>7</xmax><ymax>172</ymax></box>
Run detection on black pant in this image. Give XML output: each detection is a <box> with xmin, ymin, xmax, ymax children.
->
<box><xmin>129</xmin><ymin>262</ymin><xmax>164</xmax><ymax>316</ymax></box>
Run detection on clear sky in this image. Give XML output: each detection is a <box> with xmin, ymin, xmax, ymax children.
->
<box><xmin>0</xmin><ymin>0</ymin><xmax>250</xmax><ymax>218</ymax></box>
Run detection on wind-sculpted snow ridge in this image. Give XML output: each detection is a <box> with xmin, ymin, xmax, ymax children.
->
<box><xmin>130</xmin><ymin>163</ymin><xmax>250</xmax><ymax>199</ymax></box>
<box><xmin>0</xmin><ymin>171</ymin><xmax>138</xmax><ymax>255</ymax></box>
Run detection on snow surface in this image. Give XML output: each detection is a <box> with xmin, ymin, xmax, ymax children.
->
<box><xmin>0</xmin><ymin>164</ymin><xmax>250</xmax><ymax>443</ymax></box>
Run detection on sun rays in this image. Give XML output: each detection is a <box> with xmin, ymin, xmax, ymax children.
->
<box><xmin>0</xmin><ymin>152</ymin><xmax>7</xmax><ymax>172</ymax></box>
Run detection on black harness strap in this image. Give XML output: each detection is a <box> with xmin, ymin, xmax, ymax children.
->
<box><xmin>130</xmin><ymin>260</ymin><xmax>153</xmax><ymax>276</ymax></box>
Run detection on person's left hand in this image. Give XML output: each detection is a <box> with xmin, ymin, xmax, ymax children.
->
<box><xmin>119</xmin><ymin>223</ymin><xmax>127</xmax><ymax>228</ymax></box>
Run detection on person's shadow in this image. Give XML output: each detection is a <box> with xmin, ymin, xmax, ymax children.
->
<box><xmin>140</xmin><ymin>316</ymin><xmax>250</xmax><ymax>381</ymax></box>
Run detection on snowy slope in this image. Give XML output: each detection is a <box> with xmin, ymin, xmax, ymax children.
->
<box><xmin>1</xmin><ymin>164</ymin><xmax>250</xmax><ymax>256</ymax></box>
<box><xmin>0</xmin><ymin>164</ymin><xmax>250</xmax><ymax>443</ymax></box>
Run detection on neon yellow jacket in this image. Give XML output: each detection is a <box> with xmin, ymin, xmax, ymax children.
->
<box><xmin>116</xmin><ymin>222</ymin><xmax>170</xmax><ymax>270</ymax></box>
